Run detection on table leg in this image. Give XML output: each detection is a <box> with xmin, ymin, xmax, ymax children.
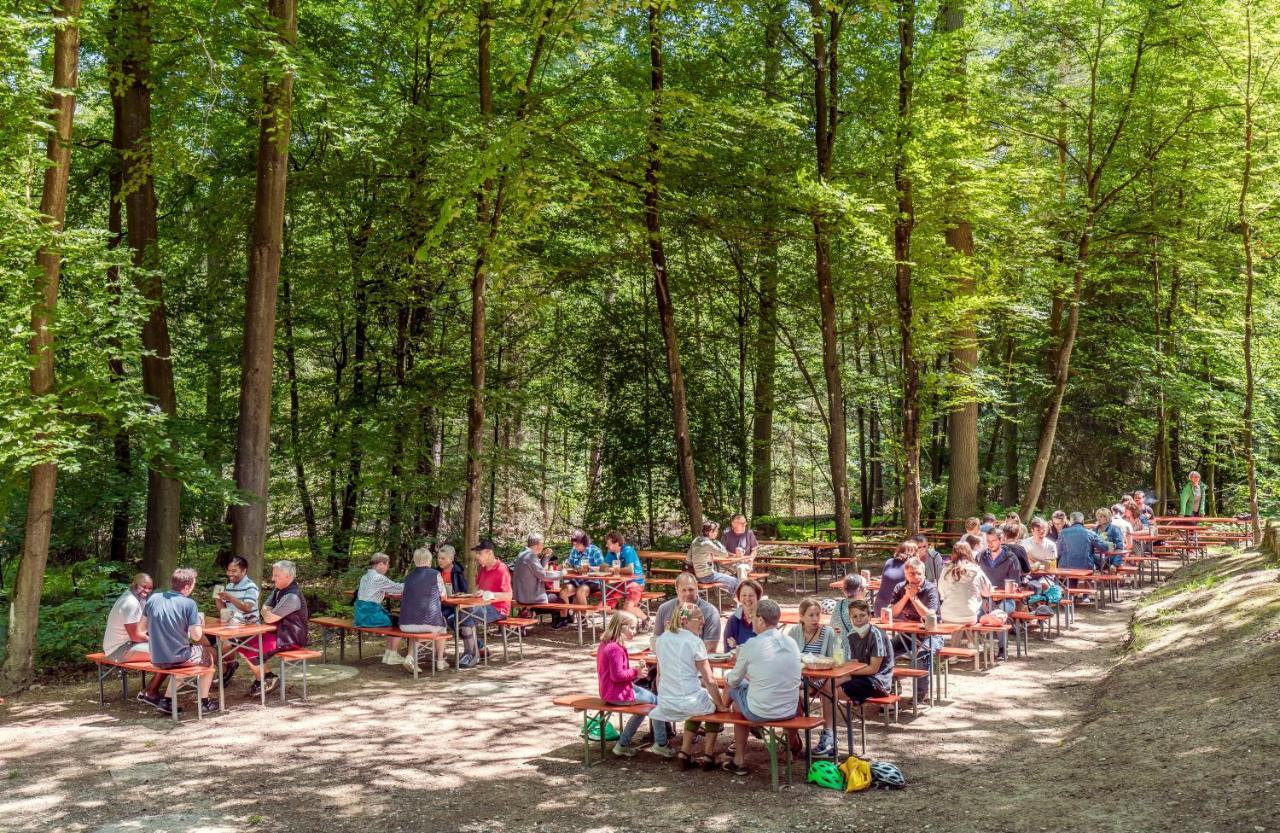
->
<box><xmin>217</xmin><ymin>635</ymin><xmax>227</xmax><ymax>714</ymax></box>
<box><xmin>257</xmin><ymin>632</ymin><xmax>266</xmax><ymax>708</ymax></box>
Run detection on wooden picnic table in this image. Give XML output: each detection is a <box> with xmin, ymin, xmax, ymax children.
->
<box><xmin>758</xmin><ymin>540</ymin><xmax>850</xmax><ymax>578</ymax></box>
<box><xmin>204</xmin><ymin>621</ymin><xmax>275</xmax><ymax>713</ymax></box>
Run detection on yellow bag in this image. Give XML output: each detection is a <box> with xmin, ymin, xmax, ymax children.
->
<box><xmin>839</xmin><ymin>756</ymin><xmax>872</xmax><ymax>792</ymax></box>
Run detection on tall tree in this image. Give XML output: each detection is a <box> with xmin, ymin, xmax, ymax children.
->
<box><xmin>646</xmin><ymin>0</ymin><xmax>703</xmax><ymax>531</ymax></box>
<box><xmin>116</xmin><ymin>0</ymin><xmax>181</xmax><ymax>579</ymax></box>
<box><xmin>0</xmin><ymin>0</ymin><xmax>82</xmax><ymax>695</ymax></box>
<box><xmin>940</xmin><ymin>0</ymin><xmax>978</xmax><ymax>531</ymax></box>
<box><xmin>230</xmin><ymin>0</ymin><xmax>298</xmax><ymax>580</ymax></box>
<box><xmin>894</xmin><ymin>0</ymin><xmax>922</xmax><ymax>535</ymax></box>
<box><xmin>808</xmin><ymin>0</ymin><xmax>852</xmax><ymax>555</ymax></box>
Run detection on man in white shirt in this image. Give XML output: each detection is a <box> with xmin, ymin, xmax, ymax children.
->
<box><xmin>102</xmin><ymin>573</ymin><xmax>168</xmax><ymax>709</ymax></box>
<box><xmin>1021</xmin><ymin>518</ymin><xmax>1058</xmax><ymax>569</ymax></box>
<box><xmin>722</xmin><ymin>599</ymin><xmax>801</xmax><ymax>775</ymax></box>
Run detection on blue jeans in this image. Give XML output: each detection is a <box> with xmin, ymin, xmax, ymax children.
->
<box><xmin>728</xmin><ymin>683</ymin><xmax>777</xmax><ymax>723</ymax></box>
<box><xmin>703</xmin><ymin>571</ymin><xmax>739</xmax><ymax>595</ymax></box>
<box><xmin>892</xmin><ymin>633</ymin><xmax>943</xmax><ymax>699</ymax></box>
<box><xmin>993</xmin><ymin>600</ymin><xmax>1015</xmax><ymax>654</ymax></box>
<box><xmin>614</xmin><ymin>686</ymin><xmax>668</xmax><ymax>748</ymax></box>
<box><xmin>458</xmin><ymin>604</ymin><xmax>506</xmax><ymax>652</ymax></box>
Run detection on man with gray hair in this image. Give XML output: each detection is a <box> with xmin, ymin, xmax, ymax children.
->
<box><xmin>253</xmin><ymin>560</ymin><xmax>309</xmax><ymax>696</ymax></box>
<box><xmin>513</xmin><ymin>532</ymin><xmax>564</xmax><ymax>627</ymax></box>
<box><xmin>722</xmin><ymin>598</ymin><xmax>801</xmax><ymax>775</ymax></box>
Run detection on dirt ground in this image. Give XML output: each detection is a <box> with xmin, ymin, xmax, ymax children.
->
<box><xmin>2</xmin><ymin>552</ymin><xmax>1277</xmax><ymax>833</ymax></box>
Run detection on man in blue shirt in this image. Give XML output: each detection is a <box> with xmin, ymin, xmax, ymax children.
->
<box><xmin>889</xmin><ymin>559</ymin><xmax>942</xmax><ymax>700</ymax></box>
<box><xmin>141</xmin><ymin>567</ymin><xmax>217</xmax><ymax>714</ymax></box>
<box><xmin>1056</xmin><ymin>512</ymin><xmax>1113</xmax><ymax>603</ymax></box>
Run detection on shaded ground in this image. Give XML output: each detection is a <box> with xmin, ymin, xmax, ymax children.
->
<box><xmin>2</xmin><ymin>552</ymin><xmax>1276</xmax><ymax>833</ymax></box>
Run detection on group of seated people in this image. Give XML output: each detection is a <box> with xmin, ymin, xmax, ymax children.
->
<box><xmin>101</xmin><ymin>559</ymin><xmax>309</xmax><ymax>714</ymax></box>
<box><xmin>595</xmin><ymin>571</ymin><xmax>892</xmax><ymax>768</ymax></box>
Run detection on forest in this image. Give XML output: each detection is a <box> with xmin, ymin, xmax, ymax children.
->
<box><xmin>1</xmin><ymin>0</ymin><xmax>1277</xmax><ymax>692</ymax></box>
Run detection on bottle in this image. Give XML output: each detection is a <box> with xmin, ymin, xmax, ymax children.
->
<box><xmin>832</xmin><ymin>624</ymin><xmax>846</xmax><ymax>664</ymax></box>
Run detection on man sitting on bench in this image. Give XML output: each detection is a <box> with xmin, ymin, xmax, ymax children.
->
<box><xmin>457</xmin><ymin>540</ymin><xmax>511</xmax><ymax>667</ymax></box>
<box><xmin>141</xmin><ymin>567</ymin><xmax>217</xmax><ymax>714</ymax></box>
<box><xmin>722</xmin><ymin>599</ymin><xmax>800</xmax><ymax>775</ymax></box>
<box><xmin>654</xmin><ymin>572</ymin><xmax>722</xmax><ymax>650</ymax></box>
<box><xmin>102</xmin><ymin>572</ymin><xmax>167</xmax><ymax>711</ymax></box>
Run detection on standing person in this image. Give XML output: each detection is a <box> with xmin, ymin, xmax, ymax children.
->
<box><xmin>399</xmin><ymin>546</ymin><xmax>450</xmax><ymax>672</ymax></box>
<box><xmin>562</xmin><ymin>531</ymin><xmax>605</xmax><ymax>606</ymax></box>
<box><xmin>1047</xmin><ymin>510</ymin><xmax>1069</xmax><ymax>542</ymax></box>
<box><xmin>355</xmin><ymin>552</ymin><xmax>406</xmax><ymax>666</ymax></box>
<box><xmin>102</xmin><ymin>573</ymin><xmax>167</xmax><ymax>709</ymax></box>
<box><xmin>980</xmin><ymin>526</ymin><xmax>1023</xmax><ymax>662</ymax></box>
<box><xmin>911</xmin><ymin>533</ymin><xmax>945</xmax><ymax>583</ymax></box>
<box><xmin>721</xmin><ymin>514</ymin><xmax>759</xmax><ymax>567</ymax></box>
<box><xmin>597</xmin><ymin>611</ymin><xmax>673</xmax><ymax>758</ymax></box>
<box><xmin>248</xmin><ymin>560</ymin><xmax>310</xmax><ymax>696</ymax></box>
<box><xmin>649</xmin><ymin>602</ymin><xmax>729</xmax><ymax>771</ymax></box>
<box><xmin>603</xmin><ymin>531</ymin><xmax>649</xmax><ymax>629</ymax></box>
<box><xmin>1021</xmin><ymin>518</ymin><xmax>1058</xmax><ymax>570</ymax></box>
<box><xmin>723</xmin><ymin>579</ymin><xmax>763</xmax><ymax>649</ymax></box>
<box><xmin>873</xmin><ymin>541</ymin><xmax>917</xmax><ymax>616</ymax></box>
<box><xmin>723</xmin><ymin>599</ymin><xmax>800</xmax><ymax>775</ymax></box>
<box><xmin>1180</xmin><ymin>471</ymin><xmax>1209</xmax><ymax>517</ymax></box>
<box><xmin>654</xmin><ymin>572</ymin><xmax>723</xmax><ymax>649</ymax></box>
<box><xmin>889</xmin><ymin>558</ymin><xmax>942</xmax><ymax>697</ymax></box>
<box><xmin>140</xmin><ymin>568</ymin><xmax>217</xmax><ymax>714</ymax></box>
<box><xmin>457</xmin><ymin>540</ymin><xmax>512</xmax><ymax>665</ymax></box>
<box><xmin>215</xmin><ymin>555</ymin><xmax>260</xmax><ymax>685</ymax></box>
<box><xmin>688</xmin><ymin>521</ymin><xmax>738</xmax><ymax>595</ymax></box>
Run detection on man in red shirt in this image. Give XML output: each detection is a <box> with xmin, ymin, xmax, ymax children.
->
<box><xmin>459</xmin><ymin>539</ymin><xmax>512</xmax><ymax>667</ymax></box>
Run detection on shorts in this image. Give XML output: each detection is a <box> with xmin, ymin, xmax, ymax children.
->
<box><xmin>233</xmin><ymin>633</ymin><xmax>278</xmax><ymax>663</ymax></box>
<box><xmin>728</xmin><ymin>684</ymin><xmax>791</xmax><ymax>724</ymax></box>
<box><xmin>683</xmin><ymin>719</ymin><xmax>724</xmax><ymax>733</ymax></box>
<box><xmin>624</xmin><ymin>582</ymin><xmax>645</xmax><ymax>605</ymax></box>
<box><xmin>106</xmin><ymin>642</ymin><xmax>149</xmax><ymax>663</ymax></box>
<box><xmin>399</xmin><ymin>624</ymin><xmax>447</xmax><ymax>634</ymax></box>
<box><xmin>154</xmin><ymin>644</ymin><xmax>205</xmax><ymax>669</ymax></box>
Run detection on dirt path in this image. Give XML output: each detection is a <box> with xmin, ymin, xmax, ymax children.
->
<box><xmin>1</xmin><ymin>560</ymin><xmax>1270</xmax><ymax>833</ymax></box>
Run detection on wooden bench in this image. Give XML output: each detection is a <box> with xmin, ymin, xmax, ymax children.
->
<box><xmin>934</xmin><ymin>646</ymin><xmax>980</xmax><ymax>698</ymax></box>
<box><xmin>892</xmin><ymin>667</ymin><xmax>930</xmax><ymax>714</ymax></box>
<box><xmin>753</xmin><ymin>560</ymin><xmax>820</xmax><ymax>593</ymax></box>
<box><xmin>275</xmin><ymin>649</ymin><xmax>323</xmax><ymax>702</ymax></box>
<box><xmin>310</xmin><ymin>616</ymin><xmax>449</xmax><ymax>677</ymax></box>
<box><xmin>495</xmin><ymin>616</ymin><xmax>538</xmax><ymax>661</ymax></box>
<box><xmin>529</xmin><ymin>603</ymin><xmax>608</xmax><ymax>645</ymax></box>
<box><xmin>1008</xmin><ymin>610</ymin><xmax>1052</xmax><ymax>656</ymax></box>
<box><xmin>87</xmin><ymin>652</ymin><xmax>213</xmax><ymax>722</ymax></box>
<box><xmin>552</xmin><ymin>694</ymin><xmax>822</xmax><ymax>790</ymax></box>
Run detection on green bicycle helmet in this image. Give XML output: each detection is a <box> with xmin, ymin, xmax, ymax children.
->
<box><xmin>807</xmin><ymin>760</ymin><xmax>846</xmax><ymax>790</ymax></box>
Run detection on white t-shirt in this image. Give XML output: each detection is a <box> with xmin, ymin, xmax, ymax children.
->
<box><xmin>1111</xmin><ymin>517</ymin><xmax>1133</xmax><ymax>544</ymax></box>
<box><xmin>937</xmin><ymin>563</ymin><xmax>992</xmax><ymax>625</ymax></box>
<box><xmin>650</xmin><ymin>628</ymin><xmax>716</xmax><ymax>722</ymax></box>
<box><xmin>103</xmin><ymin>589</ymin><xmax>144</xmax><ymax>655</ymax></box>
<box><xmin>725</xmin><ymin>626</ymin><xmax>801</xmax><ymax>720</ymax></box>
<box><xmin>1022</xmin><ymin>536</ymin><xmax>1057</xmax><ymax>567</ymax></box>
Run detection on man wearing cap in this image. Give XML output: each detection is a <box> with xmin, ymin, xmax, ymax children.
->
<box><xmin>457</xmin><ymin>539</ymin><xmax>511</xmax><ymax>667</ymax></box>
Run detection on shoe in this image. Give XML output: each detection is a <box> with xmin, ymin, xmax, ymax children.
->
<box><xmin>650</xmin><ymin>743</ymin><xmax>677</xmax><ymax>758</ymax></box>
<box><xmin>677</xmin><ymin>751</ymin><xmax>694</xmax><ymax>770</ymax></box>
<box><xmin>221</xmin><ymin>660</ymin><xmax>239</xmax><ymax>685</ymax></box>
<box><xmin>996</xmin><ymin>652</ymin><xmax>1008</xmax><ymax>663</ymax></box>
<box><xmin>403</xmin><ymin>655</ymin><xmax>421</xmax><ymax>673</ymax></box>
<box><xmin>136</xmin><ymin>691</ymin><xmax>163</xmax><ymax>709</ymax></box>
<box><xmin>457</xmin><ymin>653</ymin><xmax>478</xmax><ymax>669</ymax></box>
<box><xmin>721</xmin><ymin>760</ymin><xmax>750</xmax><ymax>776</ymax></box>
<box><xmin>261</xmin><ymin>673</ymin><xmax>279</xmax><ymax>694</ymax></box>
<box><xmin>153</xmin><ymin>697</ymin><xmax>183</xmax><ymax>715</ymax></box>
<box><xmin>612</xmin><ymin>742</ymin><xmax>638</xmax><ymax>758</ymax></box>
<box><xmin>812</xmin><ymin>731</ymin><xmax>835</xmax><ymax>758</ymax></box>
<box><xmin>551</xmin><ymin>619</ymin><xmax>570</xmax><ymax>630</ymax></box>
<box><xmin>199</xmin><ymin>698</ymin><xmax>220</xmax><ymax>714</ymax></box>
<box><xmin>382</xmin><ymin>650</ymin><xmax>403</xmax><ymax>665</ymax></box>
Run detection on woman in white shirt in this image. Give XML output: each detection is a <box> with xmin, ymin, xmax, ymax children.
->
<box><xmin>650</xmin><ymin>602</ymin><xmax>729</xmax><ymax>770</ymax></box>
<box><xmin>1021</xmin><ymin>518</ymin><xmax>1058</xmax><ymax>569</ymax></box>
<box><xmin>937</xmin><ymin>540</ymin><xmax>992</xmax><ymax>628</ymax></box>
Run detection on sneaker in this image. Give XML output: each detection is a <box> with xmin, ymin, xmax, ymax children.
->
<box><xmin>136</xmin><ymin>691</ymin><xmax>163</xmax><ymax>709</ymax></box>
<box><xmin>261</xmin><ymin>672</ymin><xmax>279</xmax><ymax>694</ymax></box>
<box><xmin>199</xmin><ymin>698</ymin><xmax>220</xmax><ymax>714</ymax></box>
<box><xmin>457</xmin><ymin>653</ymin><xmax>478</xmax><ymax>669</ymax></box>
<box><xmin>403</xmin><ymin>655</ymin><xmax>421</xmax><ymax>673</ymax></box>
<box><xmin>612</xmin><ymin>742</ymin><xmax>638</xmax><ymax>758</ymax></box>
<box><xmin>650</xmin><ymin>743</ymin><xmax>677</xmax><ymax>758</ymax></box>
<box><xmin>221</xmin><ymin>660</ymin><xmax>239</xmax><ymax>685</ymax></box>
<box><xmin>551</xmin><ymin>619</ymin><xmax>570</xmax><ymax>630</ymax></box>
<box><xmin>812</xmin><ymin>731</ymin><xmax>835</xmax><ymax>758</ymax></box>
<box><xmin>382</xmin><ymin>650</ymin><xmax>404</xmax><ymax>665</ymax></box>
<box><xmin>996</xmin><ymin>652</ymin><xmax>1008</xmax><ymax>663</ymax></box>
<box><xmin>153</xmin><ymin>697</ymin><xmax>183</xmax><ymax>715</ymax></box>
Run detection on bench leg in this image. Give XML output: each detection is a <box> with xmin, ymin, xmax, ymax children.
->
<box><xmin>765</xmin><ymin>727</ymin><xmax>779</xmax><ymax>791</ymax></box>
<box><xmin>97</xmin><ymin>665</ymin><xmax>107</xmax><ymax>706</ymax></box>
<box><xmin>280</xmin><ymin>659</ymin><xmax>288</xmax><ymax>703</ymax></box>
<box><xmin>302</xmin><ymin>659</ymin><xmax>309</xmax><ymax>701</ymax></box>
<box><xmin>501</xmin><ymin>628</ymin><xmax>510</xmax><ymax>663</ymax></box>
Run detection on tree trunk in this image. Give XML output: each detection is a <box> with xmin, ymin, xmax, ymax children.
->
<box><xmin>894</xmin><ymin>0</ymin><xmax>921</xmax><ymax>536</ymax></box>
<box><xmin>940</xmin><ymin>0</ymin><xmax>978</xmax><ymax>533</ymax></box>
<box><xmin>646</xmin><ymin>0</ymin><xmax>702</xmax><ymax>532</ymax></box>
<box><xmin>107</xmin><ymin>87</ymin><xmax>131</xmax><ymax>563</ymax></box>
<box><xmin>809</xmin><ymin>0</ymin><xmax>852</xmax><ymax>555</ymax></box>
<box><xmin>1240</xmin><ymin>19</ymin><xmax>1259</xmax><ymax>538</ymax></box>
<box><xmin>283</xmin><ymin>274</ymin><xmax>321</xmax><ymax>562</ymax></box>
<box><xmin>117</xmin><ymin>0</ymin><xmax>180</xmax><ymax>580</ymax></box>
<box><xmin>0</xmin><ymin>0</ymin><xmax>81</xmax><ymax>695</ymax></box>
<box><xmin>334</xmin><ymin>268</ymin><xmax>368</xmax><ymax>565</ymax></box>
<box><xmin>1003</xmin><ymin>405</ymin><xmax>1019</xmax><ymax>506</ymax></box>
<box><xmin>230</xmin><ymin>0</ymin><xmax>297</xmax><ymax>582</ymax></box>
